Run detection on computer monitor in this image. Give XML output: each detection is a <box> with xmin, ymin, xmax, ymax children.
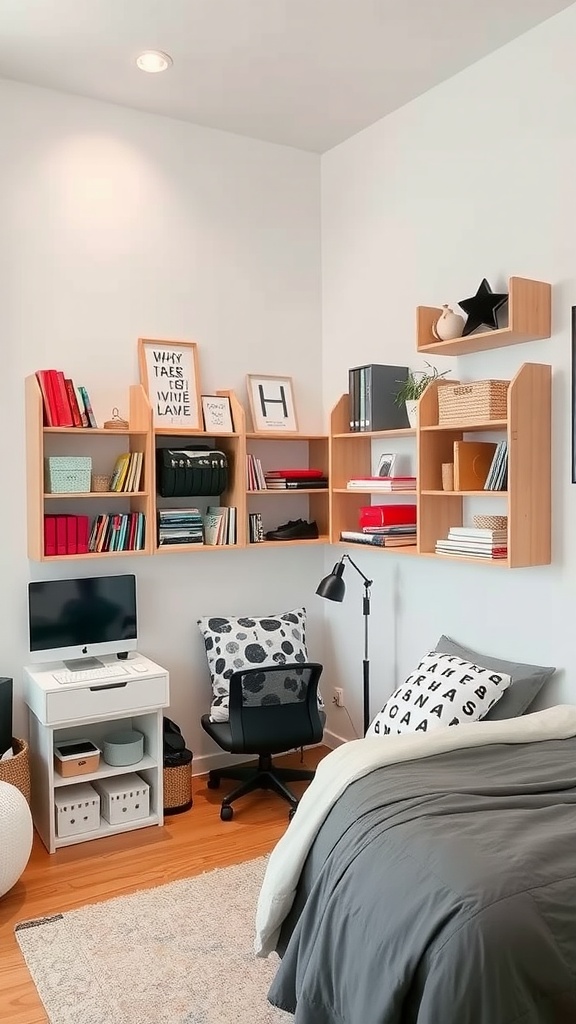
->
<box><xmin>28</xmin><ymin>574</ymin><xmax>137</xmax><ymax>663</ymax></box>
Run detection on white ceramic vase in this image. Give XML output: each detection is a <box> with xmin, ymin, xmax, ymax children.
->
<box><xmin>405</xmin><ymin>400</ymin><xmax>418</xmax><ymax>428</ymax></box>
<box><xmin>432</xmin><ymin>305</ymin><xmax>464</xmax><ymax>341</ymax></box>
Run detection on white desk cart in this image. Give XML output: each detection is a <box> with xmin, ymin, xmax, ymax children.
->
<box><xmin>24</xmin><ymin>654</ymin><xmax>169</xmax><ymax>853</ymax></box>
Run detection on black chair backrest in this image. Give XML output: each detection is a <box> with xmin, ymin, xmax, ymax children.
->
<box><xmin>228</xmin><ymin>662</ymin><xmax>324</xmax><ymax>754</ymax></box>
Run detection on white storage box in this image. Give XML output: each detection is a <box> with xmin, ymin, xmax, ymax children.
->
<box><xmin>92</xmin><ymin>773</ymin><xmax>150</xmax><ymax>825</ymax></box>
<box><xmin>54</xmin><ymin>782</ymin><xmax>100</xmax><ymax>838</ymax></box>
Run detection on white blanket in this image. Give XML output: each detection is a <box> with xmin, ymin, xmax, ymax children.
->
<box><xmin>255</xmin><ymin>704</ymin><xmax>576</xmax><ymax>956</ymax></box>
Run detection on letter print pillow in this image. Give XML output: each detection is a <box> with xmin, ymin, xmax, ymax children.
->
<box><xmin>198</xmin><ymin>608</ymin><xmax>316</xmax><ymax>722</ymax></box>
<box><xmin>366</xmin><ymin>650</ymin><xmax>512</xmax><ymax>737</ymax></box>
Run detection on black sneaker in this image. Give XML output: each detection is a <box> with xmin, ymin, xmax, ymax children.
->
<box><xmin>265</xmin><ymin>519</ymin><xmax>319</xmax><ymax>541</ymax></box>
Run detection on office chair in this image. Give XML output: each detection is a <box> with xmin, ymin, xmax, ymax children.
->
<box><xmin>201</xmin><ymin>662</ymin><xmax>324</xmax><ymax>820</ymax></box>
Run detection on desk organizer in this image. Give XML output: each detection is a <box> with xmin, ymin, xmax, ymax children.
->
<box><xmin>54</xmin><ymin>782</ymin><xmax>100</xmax><ymax>838</ymax></box>
<box><xmin>93</xmin><ymin>773</ymin><xmax>150</xmax><ymax>824</ymax></box>
<box><xmin>102</xmin><ymin>728</ymin><xmax>144</xmax><ymax>766</ymax></box>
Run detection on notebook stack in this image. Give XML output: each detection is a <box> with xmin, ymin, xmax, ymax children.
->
<box><xmin>157</xmin><ymin>508</ymin><xmax>204</xmax><ymax>546</ymax></box>
<box><xmin>435</xmin><ymin>526</ymin><xmax>508</xmax><ymax>559</ymax></box>
<box><xmin>346</xmin><ymin>476</ymin><xmax>416</xmax><ymax>491</ymax></box>
<box><xmin>264</xmin><ymin>469</ymin><xmax>328</xmax><ymax>489</ymax></box>
<box><xmin>340</xmin><ymin>504</ymin><xmax>417</xmax><ymax>547</ymax></box>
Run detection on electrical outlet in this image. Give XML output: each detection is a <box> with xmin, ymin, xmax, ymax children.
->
<box><xmin>333</xmin><ymin>687</ymin><xmax>344</xmax><ymax>707</ymax></box>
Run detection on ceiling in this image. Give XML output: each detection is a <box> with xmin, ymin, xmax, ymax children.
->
<box><xmin>0</xmin><ymin>0</ymin><xmax>572</xmax><ymax>152</ymax></box>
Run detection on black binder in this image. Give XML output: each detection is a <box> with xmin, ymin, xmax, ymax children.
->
<box><xmin>157</xmin><ymin>447</ymin><xmax>229</xmax><ymax>497</ymax></box>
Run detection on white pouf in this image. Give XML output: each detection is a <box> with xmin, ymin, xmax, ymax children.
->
<box><xmin>0</xmin><ymin>780</ymin><xmax>33</xmax><ymax>897</ymax></box>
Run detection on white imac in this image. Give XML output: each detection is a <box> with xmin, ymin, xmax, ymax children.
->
<box><xmin>28</xmin><ymin>573</ymin><xmax>137</xmax><ymax>666</ymax></box>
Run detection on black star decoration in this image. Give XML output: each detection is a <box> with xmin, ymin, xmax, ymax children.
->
<box><xmin>458</xmin><ymin>278</ymin><xmax>508</xmax><ymax>337</ymax></box>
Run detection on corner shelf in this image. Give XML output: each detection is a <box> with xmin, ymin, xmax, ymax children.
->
<box><xmin>416</xmin><ymin>277</ymin><xmax>551</xmax><ymax>355</ymax></box>
<box><xmin>245</xmin><ymin>431</ymin><xmax>329</xmax><ymax>545</ymax></box>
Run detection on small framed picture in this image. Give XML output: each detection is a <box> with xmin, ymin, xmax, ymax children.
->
<box><xmin>246</xmin><ymin>374</ymin><xmax>299</xmax><ymax>433</ymax></box>
<box><xmin>377</xmin><ymin>453</ymin><xmax>396</xmax><ymax>477</ymax></box>
<box><xmin>201</xmin><ymin>395</ymin><xmax>234</xmax><ymax>434</ymax></box>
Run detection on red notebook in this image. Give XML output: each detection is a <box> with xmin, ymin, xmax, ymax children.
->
<box><xmin>359</xmin><ymin>504</ymin><xmax>417</xmax><ymax>528</ymax></box>
<box><xmin>266</xmin><ymin>469</ymin><xmax>325</xmax><ymax>479</ymax></box>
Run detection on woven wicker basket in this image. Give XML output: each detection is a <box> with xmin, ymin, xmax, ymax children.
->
<box><xmin>91</xmin><ymin>473</ymin><xmax>112</xmax><ymax>492</ymax></box>
<box><xmin>0</xmin><ymin>738</ymin><xmax>31</xmax><ymax>804</ymax></box>
<box><xmin>438</xmin><ymin>380</ymin><xmax>509</xmax><ymax>425</ymax></box>
<box><xmin>473</xmin><ymin>515</ymin><xmax>508</xmax><ymax>531</ymax></box>
<box><xmin>163</xmin><ymin>751</ymin><xmax>193</xmax><ymax>814</ymax></box>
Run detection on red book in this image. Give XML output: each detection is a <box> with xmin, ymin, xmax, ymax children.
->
<box><xmin>64</xmin><ymin>379</ymin><xmax>83</xmax><ymax>428</ymax></box>
<box><xmin>66</xmin><ymin>516</ymin><xmax>78</xmax><ymax>555</ymax></box>
<box><xmin>359</xmin><ymin>504</ymin><xmax>417</xmax><ymax>528</ymax></box>
<box><xmin>46</xmin><ymin>371</ymin><xmax>73</xmax><ymax>427</ymax></box>
<box><xmin>128</xmin><ymin>512</ymin><xmax>137</xmax><ymax>551</ymax></box>
<box><xmin>55</xmin><ymin>515</ymin><xmax>67</xmax><ymax>555</ymax></box>
<box><xmin>266</xmin><ymin>469</ymin><xmax>325</xmax><ymax>479</ymax></box>
<box><xmin>77</xmin><ymin>516</ymin><xmax>89</xmax><ymax>554</ymax></box>
<box><xmin>44</xmin><ymin>515</ymin><xmax>57</xmax><ymax>556</ymax></box>
<box><xmin>35</xmin><ymin>371</ymin><xmax>58</xmax><ymax>427</ymax></box>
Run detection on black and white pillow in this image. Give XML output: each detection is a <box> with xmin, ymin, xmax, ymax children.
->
<box><xmin>197</xmin><ymin>608</ymin><xmax>311</xmax><ymax>722</ymax></box>
<box><xmin>366</xmin><ymin>650</ymin><xmax>512</xmax><ymax>737</ymax></box>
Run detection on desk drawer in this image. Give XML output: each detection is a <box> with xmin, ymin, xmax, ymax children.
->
<box><xmin>45</xmin><ymin>675</ymin><xmax>168</xmax><ymax>724</ymax></box>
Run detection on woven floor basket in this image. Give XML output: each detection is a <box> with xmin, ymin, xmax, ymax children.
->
<box><xmin>438</xmin><ymin>380</ymin><xmax>509</xmax><ymax>425</ymax></box>
<box><xmin>0</xmin><ymin>738</ymin><xmax>31</xmax><ymax>804</ymax></box>
<box><xmin>163</xmin><ymin>755</ymin><xmax>193</xmax><ymax>814</ymax></box>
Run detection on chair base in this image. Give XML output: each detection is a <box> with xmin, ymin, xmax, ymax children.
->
<box><xmin>208</xmin><ymin>753</ymin><xmax>315</xmax><ymax>815</ymax></box>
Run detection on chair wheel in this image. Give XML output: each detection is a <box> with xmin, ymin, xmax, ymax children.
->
<box><xmin>289</xmin><ymin>807</ymin><xmax>297</xmax><ymax>821</ymax></box>
<box><xmin>220</xmin><ymin>805</ymin><xmax>233</xmax><ymax>821</ymax></box>
<box><xmin>207</xmin><ymin>775</ymin><xmax>220</xmax><ymax>790</ymax></box>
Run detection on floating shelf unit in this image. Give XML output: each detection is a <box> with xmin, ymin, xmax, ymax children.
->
<box><xmin>246</xmin><ymin>432</ymin><xmax>329</xmax><ymax>546</ymax></box>
<box><xmin>416</xmin><ymin>277</ymin><xmax>551</xmax><ymax>356</ymax></box>
<box><xmin>152</xmin><ymin>390</ymin><xmax>246</xmax><ymax>554</ymax></box>
<box><xmin>26</xmin><ymin>375</ymin><xmax>153</xmax><ymax>561</ymax></box>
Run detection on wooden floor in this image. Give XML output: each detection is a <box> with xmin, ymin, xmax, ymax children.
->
<box><xmin>0</xmin><ymin>746</ymin><xmax>329</xmax><ymax>1024</ymax></box>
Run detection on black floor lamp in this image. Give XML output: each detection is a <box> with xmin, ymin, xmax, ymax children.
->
<box><xmin>316</xmin><ymin>555</ymin><xmax>373</xmax><ymax>736</ymax></box>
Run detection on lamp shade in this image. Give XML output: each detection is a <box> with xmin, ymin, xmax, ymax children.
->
<box><xmin>316</xmin><ymin>561</ymin><xmax>346</xmax><ymax>602</ymax></box>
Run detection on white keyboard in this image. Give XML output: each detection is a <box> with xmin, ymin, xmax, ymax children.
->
<box><xmin>52</xmin><ymin>664</ymin><xmax>129</xmax><ymax>685</ymax></box>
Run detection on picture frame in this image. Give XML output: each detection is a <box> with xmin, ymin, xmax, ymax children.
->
<box><xmin>246</xmin><ymin>374</ymin><xmax>299</xmax><ymax>434</ymax></box>
<box><xmin>138</xmin><ymin>338</ymin><xmax>202</xmax><ymax>430</ymax></box>
<box><xmin>201</xmin><ymin>394</ymin><xmax>234</xmax><ymax>434</ymax></box>
<box><xmin>377</xmin><ymin>453</ymin><xmax>397</xmax><ymax>478</ymax></box>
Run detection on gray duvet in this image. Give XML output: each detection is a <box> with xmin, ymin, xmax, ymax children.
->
<box><xmin>268</xmin><ymin>739</ymin><xmax>576</xmax><ymax>1024</ymax></box>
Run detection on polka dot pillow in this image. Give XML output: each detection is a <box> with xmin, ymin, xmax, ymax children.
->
<box><xmin>366</xmin><ymin>650</ymin><xmax>512</xmax><ymax>737</ymax></box>
<box><xmin>197</xmin><ymin>608</ymin><xmax>310</xmax><ymax>722</ymax></box>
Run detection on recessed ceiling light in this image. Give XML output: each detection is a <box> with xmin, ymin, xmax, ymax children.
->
<box><xmin>136</xmin><ymin>51</ymin><xmax>173</xmax><ymax>74</ymax></box>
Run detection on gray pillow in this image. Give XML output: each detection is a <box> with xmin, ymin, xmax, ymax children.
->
<box><xmin>434</xmin><ymin>635</ymin><xmax>555</xmax><ymax>721</ymax></box>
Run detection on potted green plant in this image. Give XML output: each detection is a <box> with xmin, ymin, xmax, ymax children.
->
<box><xmin>395</xmin><ymin>363</ymin><xmax>450</xmax><ymax>427</ymax></box>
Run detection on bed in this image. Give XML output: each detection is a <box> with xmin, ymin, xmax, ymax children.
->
<box><xmin>255</xmin><ymin>706</ymin><xmax>576</xmax><ymax>1024</ymax></box>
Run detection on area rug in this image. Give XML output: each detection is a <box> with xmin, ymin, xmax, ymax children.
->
<box><xmin>15</xmin><ymin>856</ymin><xmax>292</xmax><ymax>1024</ymax></box>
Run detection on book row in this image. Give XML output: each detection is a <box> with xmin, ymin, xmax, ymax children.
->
<box><xmin>36</xmin><ymin>369</ymin><xmax>97</xmax><ymax>428</ymax></box>
<box><xmin>43</xmin><ymin>513</ymin><xmax>146</xmax><ymax>555</ymax></box>
<box><xmin>157</xmin><ymin>506</ymin><xmax>237</xmax><ymax>546</ymax></box>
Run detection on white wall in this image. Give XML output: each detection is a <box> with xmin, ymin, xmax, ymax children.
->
<box><xmin>321</xmin><ymin>5</ymin><xmax>576</xmax><ymax>740</ymax></box>
<box><xmin>0</xmin><ymin>79</ymin><xmax>324</xmax><ymax>767</ymax></box>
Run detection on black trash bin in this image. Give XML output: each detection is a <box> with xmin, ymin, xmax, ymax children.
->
<box><xmin>163</xmin><ymin>748</ymin><xmax>193</xmax><ymax>814</ymax></box>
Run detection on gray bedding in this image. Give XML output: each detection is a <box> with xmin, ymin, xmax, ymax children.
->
<box><xmin>268</xmin><ymin>739</ymin><xmax>576</xmax><ymax>1024</ymax></box>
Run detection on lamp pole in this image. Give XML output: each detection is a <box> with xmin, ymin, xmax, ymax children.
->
<box><xmin>342</xmin><ymin>555</ymin><xmax>373</xmax><ymax>735</ymax></box>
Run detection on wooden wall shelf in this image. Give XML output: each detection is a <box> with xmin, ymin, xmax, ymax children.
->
<box><xmin>416</xmin><ymin>277</ymin><xmax>551</xmax><ymax>355</ymax></box>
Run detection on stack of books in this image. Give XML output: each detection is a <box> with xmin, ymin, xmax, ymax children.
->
<box><xmin>88</xmin><ymin>513</ymin><xmax>146</xmax><ymax>552</ymax></box>
<box><xmin>36</xmin><ymin>369</ymin><xmax>97</xmax><ymax>428</ymax></box>
<box><xmin>347</xmin><ymin>476</ymin><xmax>416</xmax><ymax>491</ymax></box>
<box><xmin>157</xmin><ymin>509</ymin><xmax>204</xmax><ymax>546</ymax></box>
<box><xmin>110</xmin><ymin>452</ymin><xmax>144</xmax><ymax>492</ymax></box>
<box><xmin>340</xmin><ymin>529</ymin><xmax>417</xmax><ymax>547</ymax></box>
<box><xmin>350</xmin><ymin>502</ymin><xmax>417</xmax><ymax>546</ymax></box>
<box><xmin>249</xmin><ymin>512</ymin><xmax>264</xmax><ymax>543</ymax></box>
<box><xmin>246</xmin><ymin>455</ymin><xmax>266</xmax><ymax>490</ymax></box>
<box><xmin>435</xmin><ymin>526</ymin><xmax>508</xmax><ymax>559</ymax></box>
<box><xmin>484</xmin><ymin>442</ymin><xmax>509</xmax><ymax>491</ymax></box>
<box><xmin>264</xmin><ymin>469</ymin><xmax>328</xmax><ymax>489</ymax></box>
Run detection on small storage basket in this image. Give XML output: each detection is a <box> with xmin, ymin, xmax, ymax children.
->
<box><xmin>0</xmin><ymin>738</ymin><xmax>30</xmax><ymax>804</ymax></box>
<box><xmin>45</xmin><ymin>456</ymin><xmax>92</xmax><ymax>493</ymax></box>
<box><xmin>92</xmin><ymin>773</ymin><xmax>150</xmax><ymax>824</ymax></box>
<box><xmin>437</xmin><ymin>380</ymin><xmax>509</xmax><ymax>426</ymax></box>
<box><xmin>473</xmin><ymin>514</ymin><xmax>508</xmax><ymax>531</ymax></box>
<box><xmin>163</xmin><ymin>749</ymin><xmax>193</xmax><ymax>814</ymax></box>
<box><xmin>91</xmin><ymin>473</ymin><xmax>112</xmax><ymax>492</ymax></box>
<box><xmin>54</xmin><ymin>782</ymin><xmax>100</xmax><ymax>838</ymax></box>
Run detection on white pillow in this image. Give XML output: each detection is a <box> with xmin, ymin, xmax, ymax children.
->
<box><xmin>367</xmin><ymin>650</ymin><xmax>512</xmax><ymax>737</ymax></box>
<box><xmin>197</xmin><ymin>608</ymin><xmax>309</xmax><ymax>722</ymax></box>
